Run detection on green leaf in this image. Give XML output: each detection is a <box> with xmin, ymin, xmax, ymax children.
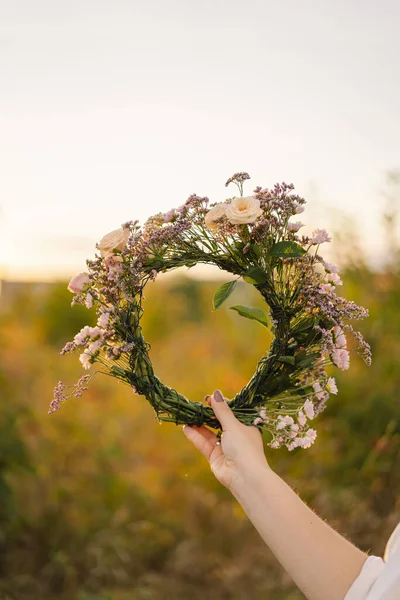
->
<box><xmin>295</xmin><ymin>351</ymin><xmax>321</xmax><ymax>369</ymax></box>
<box><xmin>229</xmin><ymin>305</ymin><xmax>269</xmax><ymax>328</ymax></box>
<box><xmin>242</xmin><ymin>267</ymin><xmax>268</xmax><ymax>284</ymax></box>
<box><xmin>268</xmin><ymin>241</ymin><xmax>306</xmax><ymax>258</ymax></box>
<box><xmin>291</xmin><ymin>316</ymin><xmax>317</xmax><ymax>334</ymax></box>
<box><xmin>213</xmin><ymin>280</ymin><xmax>237</xmax><ymax>310</ymax></box>
<box><xmin>277</xmin><ymin>356</ymin><xmax>296</xmax><ymax>366</ymax></box>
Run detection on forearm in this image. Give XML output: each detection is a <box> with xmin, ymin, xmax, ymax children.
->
<box><xmin>232</xmin><ymin>466</ymin><xmax>368</xmax><ymax>600</ymax></box>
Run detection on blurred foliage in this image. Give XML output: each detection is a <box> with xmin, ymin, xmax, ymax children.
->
<box><xmin>0</xmin><ymin>224</ymin><xmax>400</xmax><ymax>599</ymax></box>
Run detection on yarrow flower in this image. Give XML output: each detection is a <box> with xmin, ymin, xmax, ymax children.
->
<box><xmin>325</xmin><ymin>272</ymin><xmax>342</xmax><ymax>286</ymax></box>
<box><xmin>74</xmin><ymin>326</ymin><xmax>103</xmax><ymax>346</ymax></box>
<box><xmin>332</xmin><ymin>348</ymin><xmax>350</xmax><ymax>370</ymax></box>
<box><xmin>303</xmin><ymin>399</ymin><xmax>315</xmax><ymax>420</ymax></box>
<box><xmin>79</xmin><ymin>350</ymin><xmax>92</xmax><ymax>369</ymax></box>
<box><xmin>276</xmin><ymin>415</ymin><xmax>295</xmax><ymax>430</ymax></box>
<box><xmin>85</xmin><ymin>293</ymin><xmax>94</xmax><ymax>309</ymax></box>
<box><xmin>311</xmin><ymin>229</ymin><xmax>331</xmax><ymax>245</ymax></box>
<box><xmin>323</xmin><ymin>261</ymin><xmax>340</xmax><ymax>274</ymax></box>
<box><xmin>97</xmin><ymin>312</ymin><xmax>111</xmax><ymax>327</ymax></box>
<box><xmin>327</xmin><ymin>377</ymin><xmax>338</xmax><ymax>394</ymax></box>
<box><xmin>297</xmin><ymin>410</ymin><xmax>307</xmax><ymax>427</ymax></box>
<box><xmin>288</xmin><ymin>221</ymin><xmax>304</xmax><ymax>232</ymax></box>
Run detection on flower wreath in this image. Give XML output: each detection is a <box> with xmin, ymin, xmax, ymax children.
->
<box><xmin>52</xmin><ymin>173</ymin><xmax>371</xmax><ymax>451</ymax></box>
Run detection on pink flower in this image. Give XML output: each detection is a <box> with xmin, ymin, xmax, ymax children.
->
<box><xmin>312</xmin><ymin>382</ymin><xmax>325</xmax><ymax>401</ymax></box>
<box><xmin>323</xmin><ymin>261</ymin><xmax>340</xmax><ymax>274</ymax></box>
<box><xmin>85</xmin><ymin>293</ymin><xmax>93</xmax><ymax>309</ymax></box>
<box><xmin>332</xmin><ymin>348</ymin><xmax>350</xmax><ymax>370</ymax></box>
<box><xmin>297</xmin><ymin>410</ymin><xmax>307</xmax><ymax>426</ymax></box>
<box><xmin>104</xmin><ymin>254</ymin><xmax>124</xmax><ymax>275</ymax></box>
<box><xmin>276</xmin><ymin>415</ymin><xmax>295</xmax><ymax>430</ymax></box>
<box><xmin>303</xmin><ymin>399</ymin><xmax>315</xmax><ymax>420</ymax></box>
<box><xmin>288</xmin><ymin>221</ymin><xmax>304</xmax><ymax>232</ymax></box>
<box><xmin>88</xmin><ymin>339</ymin><xmax>103</xmax><ymax>354</ymax></box>
<box><xmin>301</xmin><ymin>428</ymin><xmax>317</xmax><ymax>448</ymax></box>
<box><xmin>333</xmin><ymin>325</ymin><xmax>347</xmax><ymax>349</ymax></box>
<box><xmin>253</xmin><ymin>416</ymin><xmax>263</xmax><ymax>425</ymax></box>
<box><xmin>68</xmin><ymin>272</ymin><xmax>91</xmax><ymax>294</ymax></box>
<box><xmin>319</xmin><ymin>283</ymin><xmax>334</xmax><ymax>295</ymax></box>
<box><xmin>74</xmin><ymin>326</ymin><xmax>103</xmax><ymax>346</ymax></box>
<box><xmin>79</xmin><ymin>351</ymin><xmax>92</xmax><ymax>369</ymax></box>
<box><xmin>311</xmin><ymin>229</ymin><xmax>331</xmax><ymax>244</ymax></box>
<box><xmin>97</xmin><ymin>312</ymin><xmax>110</xmax><ymax>327</ymax></box>
<box><xmin>325</xmin><ymin>272</ymin><xmax>342</xmax><ymax>286</ymax></box>
<box><xmin>270</xmin><ymin>440</ymin><xmax>281</xmax><ymax>449</ymax></box>
<box><xmin>327</xmin><ymin>377</ymin><xmax>338</xmax><ymax>394</ymax></box>
<box><xmin>294</xmin><ymin>203</ymin><xmax>305</xmax><ymax>214</ymax></box>
<box><xmin>163</xmin><ymin>209</ymin><xmax>176</xmax><ymax>223</ymax></box>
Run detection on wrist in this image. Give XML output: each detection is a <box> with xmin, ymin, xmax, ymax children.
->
<box><xmin>230</xmin><ymin>461</ymin><xmax>278</xmax><ymax>501</ymax></box>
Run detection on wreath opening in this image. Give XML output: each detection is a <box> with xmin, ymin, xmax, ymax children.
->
<box><xmin>52</xmin><ymin>173</ymin><xmax>371</xmax><ymax>451</ymax></box>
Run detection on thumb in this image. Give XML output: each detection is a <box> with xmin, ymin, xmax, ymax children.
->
<box><xmin>209</xmin><ymin>389</ymin><xmax>238</xmax><ymax>431</ymax></box>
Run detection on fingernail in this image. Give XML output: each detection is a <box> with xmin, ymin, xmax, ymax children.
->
<box><xmin>214</xmin><ymin>389</ymin><xmax>224</xmax><ymax>403</ymax></box>
<box><xmin>205</xmin><ymin>395</ymin><xmax>211</xmax><ymax>405</ymax></box>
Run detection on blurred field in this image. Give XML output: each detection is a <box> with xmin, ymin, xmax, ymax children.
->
<box><xmin>0</xmin><ymin>250</ymin><xmax>400</xmax><ymax>599</ymax></box>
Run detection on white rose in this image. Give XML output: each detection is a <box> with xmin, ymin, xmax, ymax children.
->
<box><xmin>97</xmin><ymin>227</ymin><xmax>130</xmax><ymax>258</ymax></box>
<box><xmin>225</xmin><ymin>196</ymin><xmax>263</xmax><ymax>225</ymax></box>
<box><xmin>68</xmin><ymin>272</ymin><xmax>91</xmax><ymax>294</ymax></box>
<box><xmin>205</xmin><ymin>203</ymin><xmax>227</xmax><ymax>230</ymax></box>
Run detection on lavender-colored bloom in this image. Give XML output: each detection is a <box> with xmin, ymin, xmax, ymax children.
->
<box><xmin>311</xmin><ymin>229</ymin><xmax>331</xmax><ymax>244</ymax></box>
<box><xmin>332</xmin><ymin>348</ymin><xmax>350</xmax><ymax>370</ymax></box>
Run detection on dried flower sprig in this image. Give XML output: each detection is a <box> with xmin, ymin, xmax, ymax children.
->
<box><xmin>52</xmin><ymin>173</ymin><xmax>371</xmax><ymax>451</ymax></box>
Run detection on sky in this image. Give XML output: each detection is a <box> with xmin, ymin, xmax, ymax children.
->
<box><xmin>0</xmin><ymin>0</ymin><xmax>399</xmax><ymax>281</ymax></box>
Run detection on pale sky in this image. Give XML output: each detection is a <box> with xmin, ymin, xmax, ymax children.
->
<box><xmin>0</xmin><ymin>0</ymin><xmax>399</xmax><ymax>280</ymax></box>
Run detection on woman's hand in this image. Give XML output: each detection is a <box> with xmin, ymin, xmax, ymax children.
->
<box><xmin>182</xmin><ymin>389</ymin><xmax>271</xmax><ymax>494</ymax></box>
<box><xmin>183</xmin><ymin>390</ymin><xmax>369</xmax><ymax>600</ymax></box>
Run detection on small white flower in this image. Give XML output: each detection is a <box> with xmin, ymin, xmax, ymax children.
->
<box><xmin>333</xmin><ymin>326</ymin><xmax>347</xmax><ymax>349</ymax></box>
<box><xmin>297</xmin><ymin>410</ymin><xmax>307</xmax><ymax>426</ymax></box>
<box><xmin>303</xmin><ymin>399</ymin><xmax>315</xmax><ymax>420</ymax></box>
<box><xmin>332</xmin><ymin>348</ymin><xmax>350</xmax><ymax>370</ymax></box>
<box><xmin>288</xmin><ymin>221</ymin><xmax>304</xmax><ymax>232</ymax></box>
<box><xmin>325</xmin><ymin>272</ymin><xmax>342</xmax><ymax>286</ymax></box>
<box><xmin>79</xmin><ymin>351</ymin><xmax>92</xmax><ymax>369</ymax></box>
<box><xmin>323</xmin><ymin>261</ymin><xmax>340</xmax><ymax>274</ymax></box>
<box><xmin>312</xmin><ymin>381</ymin><xmax>326</xmax><ymax>401</ymax></box>
<box><xmin>327</xmin><ymin>377</ymin><xmax>338</xmax><ymax>394</ymax></box>
<box><xmin>97</xmin><ymin>312</ymin><xmax>110</xmax><ymax>328</ymax></box>
<box><xmin>319</xmin><ymin>283</ymin><xmax>334</xmax><ymax>294</ymax></box>
<box><xmin>88</xmin><ymin>339</ymin><xmax>103</xmax><ymax>354</ymax></box>
<box><xmin>85</xmin><ymin>293</ymin><xmax>93</xmax><ymax>309</ymax></box>
<box><xmin>311</xmin><ymin>229</ymin><xmax>331</xmax><ymax>245</ymax></box>
<box><xmin>276</xmin><ymin>415</ymin><xmax>295</xmax><ymax>430</ymax></box>
<box><xmin>300</xmin><ymin>428</ymin><xmax>317</xmax><ymax>449</ymax></box>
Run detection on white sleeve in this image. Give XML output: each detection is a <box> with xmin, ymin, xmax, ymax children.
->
<box><xmin>344</xmin><ymin>548</ymin><xmax>400</xmax><ymax>599</ymax></box>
